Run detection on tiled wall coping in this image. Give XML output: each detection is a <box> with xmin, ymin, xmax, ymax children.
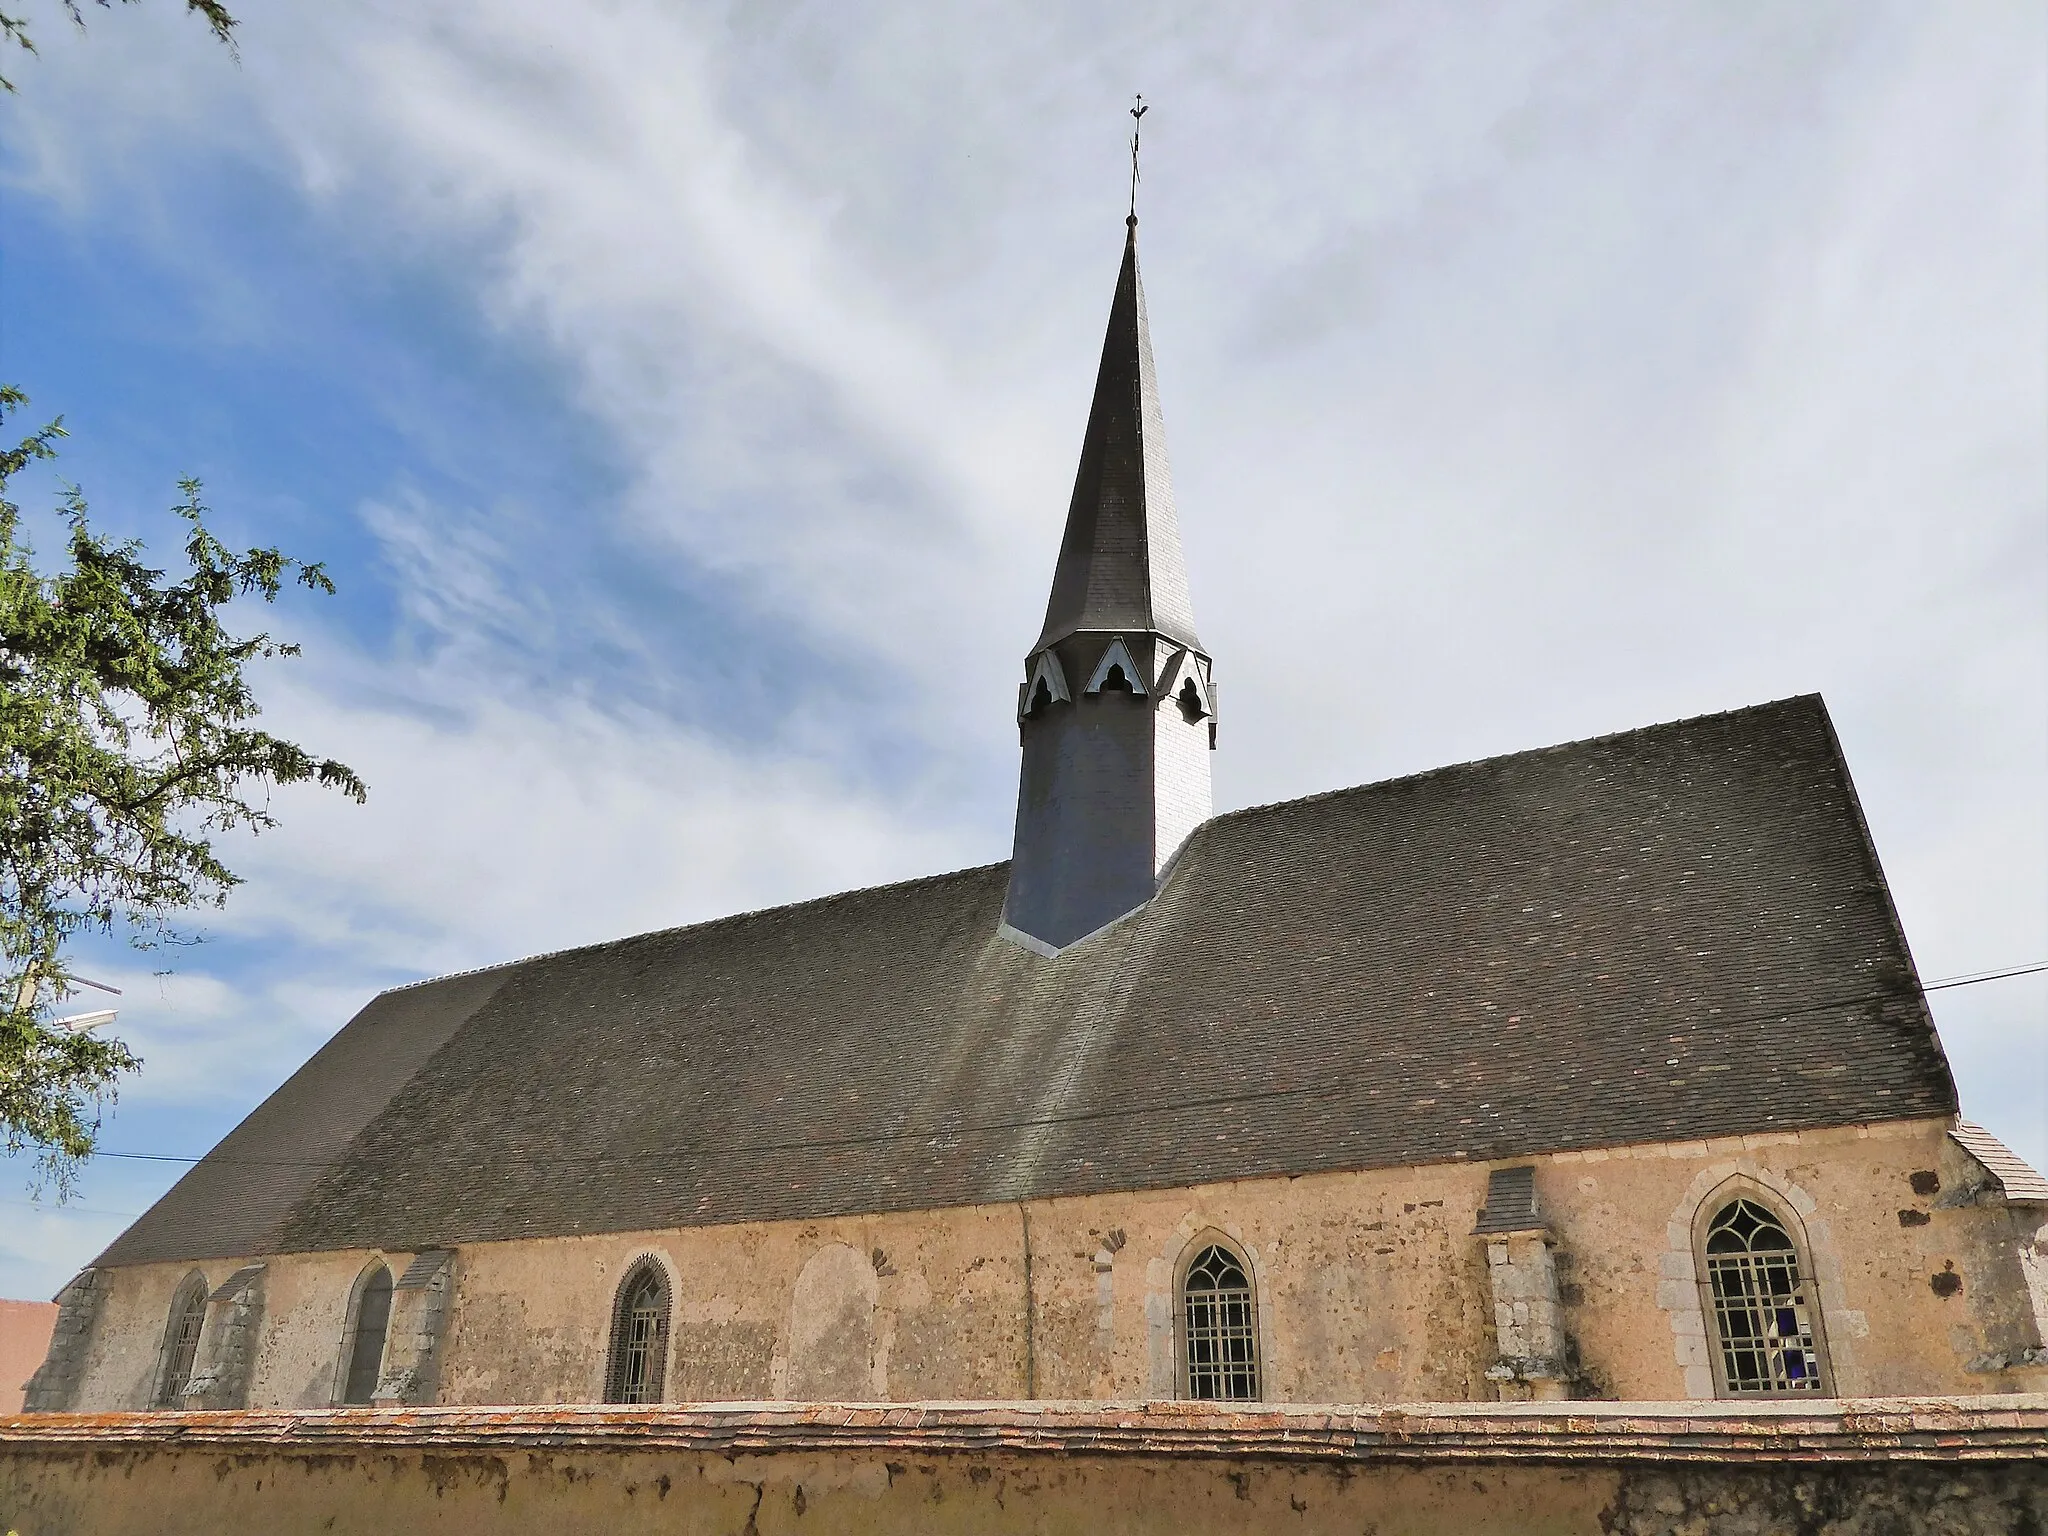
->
<box><xmin>4</xmin><ymin>1395</ymin><xmax>2043</xmax><ymax>1463</ymax></box>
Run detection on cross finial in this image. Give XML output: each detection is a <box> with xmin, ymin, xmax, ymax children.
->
<box><xmin>1128</xmin><ymin>95</ymin><xmax>1148</xmax><ymax>221</ymax></box>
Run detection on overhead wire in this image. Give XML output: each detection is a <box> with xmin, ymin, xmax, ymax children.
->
<box><xmin>55</xmin><ymin>958</ymin><xmax>2045</xmax><ymax>1177</ymax></box>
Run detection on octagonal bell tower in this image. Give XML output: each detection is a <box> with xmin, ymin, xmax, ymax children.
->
<box><xmin>999</xmin><ymin>215</ymin><xmax>1216</xmax><ymax>956</ymax></box>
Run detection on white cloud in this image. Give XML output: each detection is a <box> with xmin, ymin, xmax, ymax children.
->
<box><xmin>225</xmin><ymin>664</ymin><xmax>976</xmax><ymax>977</ymax></box>
<box><xmin>0</xmin><ymin>0</ymin><xmax>2040</xmax><ymax>1300</ymax></box>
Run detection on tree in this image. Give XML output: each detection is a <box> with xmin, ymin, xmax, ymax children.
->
<box><xmin>1</xmin><ymin>388</ymin><xmax>365</xmax><ymax>1183</ymax></box>
<box><xmin>1</xmin><ymin>0</ymin><xmax>236</xmax><ymax>91</ymax></box>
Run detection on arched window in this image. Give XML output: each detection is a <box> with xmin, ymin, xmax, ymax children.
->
<box><xmin>604</xmin><ymin>1258</ymin><xmax>671</xmax><ymax>1404</ymax></box>
<box><xmin>1180</xmin><ymin>1241</ymin><xmax>1260</xmax><ymax>1401</ymax></box>
<box><xmin>153</xmin><ymin>1272</ymin><xmax>209</xmax><ymax>1408</ymax></box>
<box><xmin>1701</xmin><ymin>1197</ymin><xmax>1827</xmax><ymax>1395</ymax></box>
<box><xmin>339</xmin><ymin>1263</ymin><xmax>394</xmax><ymax>1405</ymax></box>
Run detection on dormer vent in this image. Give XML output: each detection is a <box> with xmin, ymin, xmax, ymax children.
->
<box><xmin>1155</xmin><ymin>646</ymin><xmax>1214</xmax><ymax>724</ymax></box>
<box><xmin>1085</xmin><ymin>636</ymin><xmax>1147</xmax><ymax>696</ymax></box>
<box><xmin>1017</xmin><ymin>650</ymin><xmax>1073</xmax><ymax>722</ymax></box>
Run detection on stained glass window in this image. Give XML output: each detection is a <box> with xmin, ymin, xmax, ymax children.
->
<box><xmin>1704</xmin><ymin>1198</ymin><xmax>1825</xmax><ymax>1394</ymax></box>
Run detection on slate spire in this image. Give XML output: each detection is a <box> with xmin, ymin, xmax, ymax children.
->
<box><xmin>1001</xmin><ymin>215</ymin><xmax>1216</xmax><ymax>957</ymax></box>
<box><xmin>1035</xmin><ymin>216</ymin><xmax>1203</xmax><ymax>655</ymax></box>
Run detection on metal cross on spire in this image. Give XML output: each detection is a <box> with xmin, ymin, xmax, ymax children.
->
<box><xmin>1128</xmin><ymin>95</ymin><xmax>1148</xmax><ymax>220</ymax></box>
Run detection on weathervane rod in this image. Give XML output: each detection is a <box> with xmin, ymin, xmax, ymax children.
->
<box><xmin>1129</xmin><ymin>95</ymin><xmax>1148</xmax><ymax>220</ymax></box>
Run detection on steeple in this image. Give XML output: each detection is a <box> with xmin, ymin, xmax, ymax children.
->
<box><xmin>1034</xmin><ymin>217</ymin><xmax>1202</xmax><ymax>655</ymax></box>
<box><xmin>1000</xmin><ymin>216</ymin><xmax>1216</xmax><ymax>957</ymax></box>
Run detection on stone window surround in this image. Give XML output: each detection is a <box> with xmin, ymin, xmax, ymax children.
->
<box><xmin>331</xmin><ymin>1257</ymin><xmax>396</xmax><ymax>1407</ymax></box>
<box><xmin>1658</xmin><ymin>1162</ymin><xmax>1860</xmax><ymax>1400</ymax></box>
<box><xmin>1144</xmin><ymin>1214</ymin><xmax>1276</xmax><ymax>1400</ymax></box>
<box><xmin>601</xmin><ymin>1250</ymin><xmax>679</xmax><ymax>1405</ymax></box>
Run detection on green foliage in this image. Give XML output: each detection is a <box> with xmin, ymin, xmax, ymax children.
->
<box><xmin>1</xmin><ymin>0</ymin><xmax>236</xmax><ymax>91</ymax></box>
<box><xmin>0</xmin><ymin>387</ymin><xmax>364</xmax><ymax>1181</ymax></box>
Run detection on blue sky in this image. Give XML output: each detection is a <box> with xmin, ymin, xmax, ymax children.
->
<box><xmin>2</xmin><ymin>0</ymin><xmax>2043</xmax><ymax>1299</ymax></box>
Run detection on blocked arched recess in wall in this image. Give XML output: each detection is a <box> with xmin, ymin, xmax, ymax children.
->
<box><xmin>1143</xmin><ymin>1216</ymin><xmax>1278</xmax><ymax>1400</ymax></box>
<box><xmin>1657</xmin><ymin>1163</ymin><xmax>1861</xmax><ymax>1400</ymax></box>
<box><xmin>776</xmin><ymin>1243</ymin><xmax>883</xmax><ymax>1402</ymax></box>
<box><xmin>332</xmin><ymin>1257</ymin><xmax>394</xmax><ymax>1406</ymax></box>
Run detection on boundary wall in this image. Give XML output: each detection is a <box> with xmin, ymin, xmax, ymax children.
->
<box><xmin>4</xmin><ymin>1396</ymin><xmax>2045</xmax><ymax>1535</ymax></box>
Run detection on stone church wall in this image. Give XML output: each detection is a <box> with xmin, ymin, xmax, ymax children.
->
<box><xmin>49</xmin><ymin>1115</ymin><xmax>2047</xmax><ymax>1410</ymax></box>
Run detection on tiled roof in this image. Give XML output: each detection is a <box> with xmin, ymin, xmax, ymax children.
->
<box><xmin>95</xmin><ymin>694</ymin><xmax>1955</xmax><ymax>1266</ymax></box>
<box><xmin>1951</xmin><ymin>1121</ymin><xmax>2048</xmax><ymax>1204</ymax></box>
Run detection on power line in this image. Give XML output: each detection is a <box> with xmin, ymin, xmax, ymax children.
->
<box><xmin>0</xmin><ymin>1197</ymin><xmax>143</xmax><ymax>1220</ymax></box>
<box><xmin>65</xmin><ymin>959</ymin><xmax>2045</xmax><ymax>1177</ymax></box>
<box><xmin>1919</xmin><ymin>961</ymin><xmax>2048</xmax><ymax>992</ymax></box>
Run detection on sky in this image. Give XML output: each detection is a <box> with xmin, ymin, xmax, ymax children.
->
<box><xmin>0</xmin><ymin>0</ymin><xmax>2042</xmax><ymax>1301</ymax></box>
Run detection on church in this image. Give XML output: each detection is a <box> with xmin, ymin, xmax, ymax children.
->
<box><xmin>27</xmin><ymin>215</ymin><xmax>2048</xmax><ymax>1416</ymax></box>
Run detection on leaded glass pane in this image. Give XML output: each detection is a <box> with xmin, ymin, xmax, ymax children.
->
<box><xmin>1182</xmin><ymin>1245</ymin><xmax>1260</xmax><ymax>1401</ymax></box>
<box><xmin>1704</xmin><ymin>1199</ymin><xmax>1823</xmax><ymax>1394</ymax></box>
<box><xmin>606</xmin><ymin>1266</ymin><xmax>670</xmax><ymax>1405</ymax></box>
<box><xmin>154</xmin><ymin>1279</ymin><xmax>208</xmax><ymax>1408</ymax></box>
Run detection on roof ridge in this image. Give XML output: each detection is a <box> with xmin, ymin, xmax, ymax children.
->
<box><xmin>1204</xmin><ymin>693</ymin><xmax>1827</xmax><ymax>830</ymax></box>
<box><xmin>388</xmin><ymin>694</ymin><xmax>1824</xmax><ymax>999</ymax></box>
<box><xmin>381</xmin><ymin>861</ymin><xmax>1010</xmax><ymax>995</ymax></box>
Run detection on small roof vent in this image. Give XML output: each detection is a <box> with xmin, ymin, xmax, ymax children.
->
<box><xmin>1472</xmin><ymin>1165</ymin><xmax>1544</xmax><ymax>1235</ymax></box>
<box><xmin>396</xmin><ymin>1249</ymin><xmax>456</xmax><ymax>1289</ymax></box>
<box><xmin>207</xmin><ymin>1263</ymin><xmax>266</xmax><ymax>1303</ymax></box>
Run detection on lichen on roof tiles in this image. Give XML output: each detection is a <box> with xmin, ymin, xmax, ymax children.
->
<box><xmin>95</xmin><ymin>694</ymin><xmax>1956</xmax><ymax>1267</ymax></box>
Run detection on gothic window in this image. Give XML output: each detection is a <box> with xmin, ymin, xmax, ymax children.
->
<box><xmin>153</xmin><ymin>1272</ymin><xmax>209</xmax><ymax>1408</ymax></box>
<box><xmin>1702</xmin><ymin>1197</ymin><xmax>1827</xmax><ymax>1395</ymax></box>
<box><xmin>340</xmin><ymin>1263</ymin><xmax>394</xmax><ymax>1406</ymax></box>
<box><xmin>1180</xmin><ymin>1241</ymin><xmax>1260</xmax><ymax>1401</ymax></box>
<box><xmin>604</xmin><ymin>1258</ymin><xmax>671</xmax><ymax>1405</ymax></box>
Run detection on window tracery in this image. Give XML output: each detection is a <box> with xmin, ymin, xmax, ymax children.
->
<box><xmin>604</xmin><ymin>1258</ymin><xmax>671</xmax><ymax>1405</ymax></box>
<box><xmin>1180</xmin><ymin>1241</ymin><xmax>1260</xmax><ymax>1401</ymax></box>
<box><xmin>1702</xmin><ymin>1197</ymin><xmax>1827</xmax><ymax>1395</ymax></box>
<box><xmin>153</xmin><ymin>1272</ymin><xmax>209</xmax><ymax>1408</ymax></box>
